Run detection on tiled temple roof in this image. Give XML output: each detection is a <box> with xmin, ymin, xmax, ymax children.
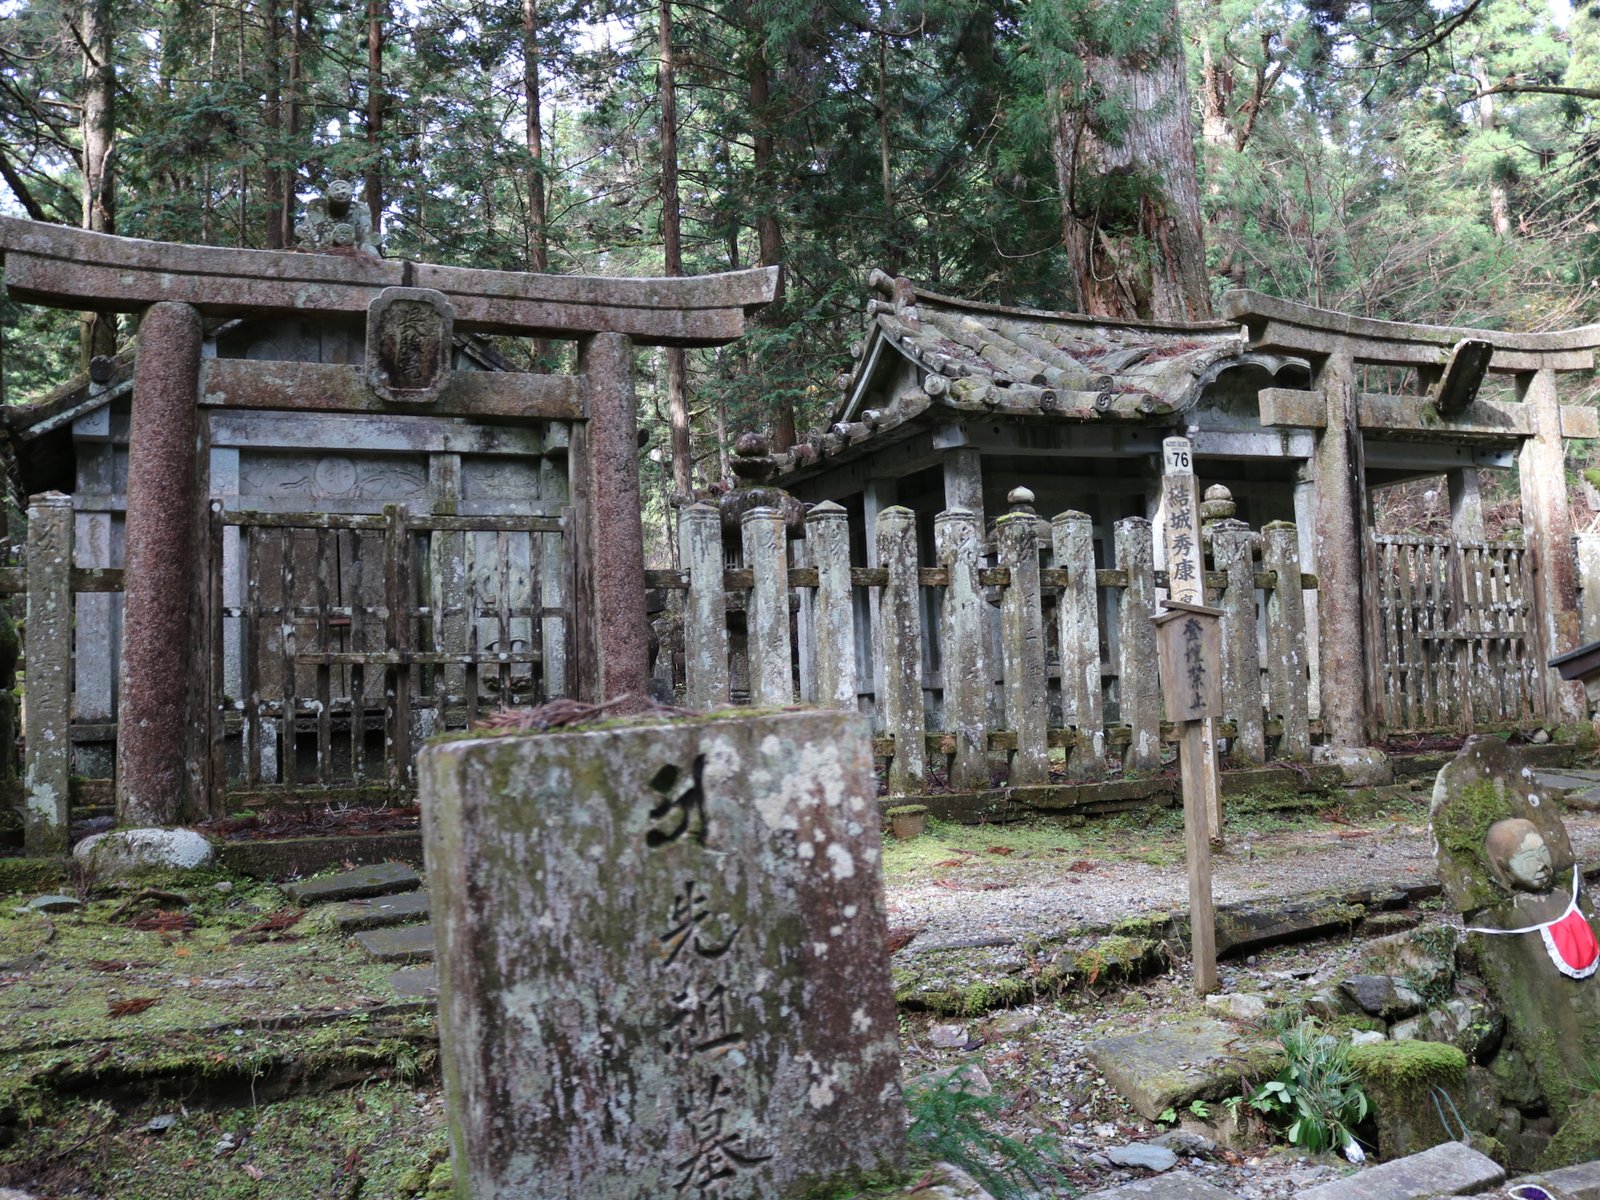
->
<box><xmin>774</xmin><ymin>271</ymin><xmax>1287</xmax><ymax>478</ymax></box>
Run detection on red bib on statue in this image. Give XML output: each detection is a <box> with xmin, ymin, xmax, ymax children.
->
<box><xmin>1466</xmin><ymin>868</ymin><xmax>1600</xmax><ymax>980</ymax></box>
<box><xmin>1541</xmin><ymin>905</ymin><xmax>1600</xmax><ymax>979</ymax></box>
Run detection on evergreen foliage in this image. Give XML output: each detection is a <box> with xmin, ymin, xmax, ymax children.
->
<box><xmin>3</xmin><ymin>0</ymin><xmax>1599</xmax><ymax>499</ymax></box>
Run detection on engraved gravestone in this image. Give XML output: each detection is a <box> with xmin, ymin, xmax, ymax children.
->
<box><xmin>418</xmin><ymin>709</ymin><xmax>906</xmax><ymax>1199</ymax></box>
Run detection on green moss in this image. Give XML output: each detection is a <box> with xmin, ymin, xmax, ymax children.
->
<box><xmin>789</xmin><ymin>1165</ymin><xmax>911</xmax><ymax>1199</ymax></box>
<box><xmin>1348</xmin><ymin>1040</ymin><xmax>1467</xmax><ymax>1090</ymax></box>
<box><xmin>0</xmin><ymin>855</ymin><xmax>71</xmax><ymax>894</ymax></box>
<box><xmin>1110</xmin><ymin>912</ymin><xmax>1175</xmax><ymax>940</ymax></box>
<box><xmin>883</xmin><ymin>805</ymin><xmax>928</xmax><ymax>818</ymax></box>
<box><xmin>1539</xmin><ymin>1090</ymin><xmax>1600</xmax><ymax>1171</ymax></box>
<box><xmin>1348</xmin><ymin>1040</ymin><xmax>1468</xmax><ymax>1158</ymax></box>
<box><xmin>1433</xmin><ymin>777</ymin><xmax>1518</xmax><ymax>913</ymax></box>
<box><xmin>1554</xmin><ymin>723</ymin><xmax>1599</xmax><ymax>751</ymax></box>
<box><xmin>3</xmin><ymin>1076</ymin><xmax>448</xmax><ymax>1199</ymax></box>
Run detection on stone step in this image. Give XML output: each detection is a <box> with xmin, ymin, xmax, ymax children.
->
<box><xmin>284</xmin><ymin>861</ymin><xmax>420</xmax><ymax>905</ymax></box>
<box><xmin>1299</xmin><ymin>1141</ymin><xmax>1503</xmax><ymax>1200</ymax></box>
<box><xmin>333</xmin><ymin>889</ymin><xmax>432</xmax><ymax>932</ymax></box>
<box><xmin>355</xmin><ymin>922</ymin><xmax>435</xmax><ymax>963</ymax></box>
<box><xmin>389</xmin><ymin>966</ymin><xmax>438</xmax><ymax>998</ymax></box>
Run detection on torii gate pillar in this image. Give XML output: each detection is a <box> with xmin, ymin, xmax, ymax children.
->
<box><xmin>1519</xmin><ymin>367</ymin><xmax>1586</xmax><ymax>723</ymax></box>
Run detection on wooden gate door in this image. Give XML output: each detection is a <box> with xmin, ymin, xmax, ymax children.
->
<box><xmin>1369</xmin><ymin>534</ymin><xmax>1546</xmax><ymax>735</ymax></box>
<box><xmin>208</xmin><ymin>503</ymin><xmax>571</xmax><ymax>808</ymax></box>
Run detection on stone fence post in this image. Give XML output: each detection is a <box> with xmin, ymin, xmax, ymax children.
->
<box><xmin>877</xmin><ymin>506</ymin><xmax>924</xmax><ymax>796</ymax></box>
<box><xmin>1116</xmin><ymin>517</ymin><xmax>1160</xmax><ymax>772</ymax></box>
<box><xmin>25</xmin><ymin>492</ymin><xmax>72</xmax><ymax>854</ymax></box>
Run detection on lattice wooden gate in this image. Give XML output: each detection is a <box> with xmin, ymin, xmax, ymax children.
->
<box><xmin>1369</xmin><ymin>534</ymin><xmax>1545</xmax><ymax>734</ymax></box>
<box><xmin>207</xmin><ymin>503</ymin><xmax>570</xmax><ymax>806</ymax></box>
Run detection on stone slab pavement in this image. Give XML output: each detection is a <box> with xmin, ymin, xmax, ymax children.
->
<box><xmin>1299</xmin><ymin>1141</ymin><xmax>1503</xmax><ymax>1200</ymax></box>
<box><xmin>1538</xmin><ymin>768</ymin><xmax>1600</xmax><ymax>813</ymax></box>
<box><xmin>1081</xmin><ymin>1176</ymin><xmax>1235</xmax><ymax>1200</ymax></box>
<box><xmin>1085</xmin><ymin>1019</ymin><xmax>1282</xmax><ymax>1123</ymax></box>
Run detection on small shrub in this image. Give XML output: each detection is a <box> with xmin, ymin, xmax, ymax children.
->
<box><xmin>904</xmin><ymin>1069</ymin><xmax>1070</xmax><ymax>1200</ymax></box>
<box><xmin>1248</xmin><ymin>1019</ymin><xmax>1370</xmax><ymax>1159</ymax></box>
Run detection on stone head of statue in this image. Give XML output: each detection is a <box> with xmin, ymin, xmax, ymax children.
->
<box><xmin>326</xmin><ymin>179</ymin><xmax>354</xmax><ymax>215</ymax></box>
<box><xmin>1485</xmin><ymin>817</ymin><xmax>1555</xmax><ymax>894</ymax></box>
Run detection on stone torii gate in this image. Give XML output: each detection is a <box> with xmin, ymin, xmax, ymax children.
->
<box><xmin>1222</xmin><ymin>291</ymin><xmax>1600</xmax><ymax>745</ymax></box>
<box><xmin>0</xmin><ymin>215</ymin><xmax>776</xmax><ymax>832</ymax></box>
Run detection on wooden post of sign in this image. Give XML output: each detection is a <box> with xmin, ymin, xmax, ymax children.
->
<box><xmin>1160</xmin><ymin>437</ymin><xmax>1224</xmax><ymax>846</ymax></box>
<box><xmin>1156</xmin><ymin>600</ymin><xmax>1223</xmax><ymax>996</ymax></box>
<box><xmin>1158</xmin><ymin>433</ymin><xmax>1222</xmax><ymax>997</ymax></box>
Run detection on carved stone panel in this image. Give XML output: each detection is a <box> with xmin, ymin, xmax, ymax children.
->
<box><xmin>366</xmin><ymin>287</ymin><xmax>453</xmax><ymax>405</ymax></box>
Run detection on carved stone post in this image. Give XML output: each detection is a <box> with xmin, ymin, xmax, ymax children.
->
<box><xmin>25</xmin><ymin>492</ymin><xmax>72</xmax><ymax>852</ymax></box>
<box><xmin>936</xmin><ymin>506</ymin><xmax>988</xmax><ymax>790</ymax></box>
<box><xmin>1312</xmin><ymin>350</ymin><xmax>1368</xmax><ymax>747</ymax></box>
<box><xmin>573</xmin><ymin>332</ymin><xmax>652</xmax><ymax>708</ymax></box>
<box><xmin>806</xmin><ymin>501</ymin><xmax>856</xmax><ymax>711</ymax></box>
<box><xmin>117</xmin><ymin>302</ymin><xmax>203</xmax><ymax>826</ymax></box>
<box><xmin>1519</xmin><ymin>368</ymin><xmax>1586</xmax><ymax>724</ymax></box>
<box><xmin>679</xmin><ymin>503</ymin><xmax>728</xmax><ymax>710</ymax></box>
<box><xmin>877</xmin><ymin>506</ymin><xmax>925</xmax><ymax>796</ymax></box>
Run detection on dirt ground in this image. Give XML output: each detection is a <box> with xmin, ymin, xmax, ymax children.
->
<box><xmin>0</xmin><ymin>769</ymin><xmax>1589</xmax><ymax>1198</ymax></box>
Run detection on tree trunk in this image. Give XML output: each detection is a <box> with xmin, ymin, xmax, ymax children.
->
<box><xmin>1053</xmin><ymin>0</ymin><xmax>1212</xmax><ymax>321</ymax></box>
<box><xmin>1473</xmin><ymin>58</ymin><xmax>1514</xmax><ymax>238</ymax></box>
<box><xmin>524</xmin><ymin>0</ymin><xmax>549</xmax><ymax>369</ymax></box>
<box><xmin>660</xmin><ymin>0</ymin><xmax>692</xmax><ymax>503</ymax></box>
<box><xmin>1198</xmin><ymin>40</ymin><xmax>1231</xmax><ymax>148</ymax></box>
<box><xmin>263</xmin><ymin>0</ymin><xmax>284</xmax><ymax>248</ymax></box>
<box><xmin>366</xmin><ymin>0</ymin><xmax>385</xmax><ymax>237</ymax></box>
<box><xmin>523</xmin><ymin>0</ymin><xmax>547</xmax><ymax>273</ymax></box>
<box><xmin>748</xmin><ymin>26</ymin><xmax>795</xmax><ymax>452</ymax></box>
<box><xmin>79</xmin><ymin>0</ymin><xmax>116</xmax><ymax>363</ymax></box>
<box><xmin>280</xmin><ymin>0</ymin><xmax>302</xmax><ymax>248</ymax></box>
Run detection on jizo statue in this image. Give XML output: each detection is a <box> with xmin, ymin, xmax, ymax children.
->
<box><xmin>1432</xmin><ymin>736</ymin><xmax>1600</xmax><ymax>1117</ymax></box>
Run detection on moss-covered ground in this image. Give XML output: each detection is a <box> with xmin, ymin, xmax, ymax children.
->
<box><xmin>0</xmin><ymin>867</ymin><xmax>447</xmax><ymax>1198</ymax></box>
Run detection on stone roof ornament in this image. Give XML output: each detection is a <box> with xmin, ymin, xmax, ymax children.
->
<box><xmin>295</xmin><ymin>179</ymin><xmax>381</xmax><ymax>258</ymax></box>
<box><xmin>718</xmin><ymin>431</ymin><xmax>804</xmax><ymax>534</ymax></box>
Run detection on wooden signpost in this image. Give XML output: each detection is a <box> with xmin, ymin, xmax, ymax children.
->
<box><xmin>1156</xmin><ymin>435</ymin><xmax>1221</xmax><ymax>995</ymax></box>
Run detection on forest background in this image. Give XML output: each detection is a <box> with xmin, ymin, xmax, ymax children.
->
<box><xmin>4</xmin><ymin>0</ymin><xmax>1600</xmax><ymax>549</ymax></box>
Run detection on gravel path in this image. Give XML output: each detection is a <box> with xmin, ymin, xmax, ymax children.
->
<box><xmin>882</xmin><ymin>803</ymin><xmax>1600</xmax><ymax>948</ymax></box>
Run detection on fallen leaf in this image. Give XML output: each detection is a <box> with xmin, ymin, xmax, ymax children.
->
<box><xmin>242</xmin><ymin>1163</ymin><xmax>263</xmax><ymax>1181</ymax></box>
<box><xmin>230</xmin><ymin>909</ymin><xmax>306</xmax><ymax>946</ymax></box>
<box><xmin>108</xmin><ymin>996</ymin><xmax>160</xmax><ymax>1018</ymax></box>
<box><xmin>986</xmin><ymin>845</ymin><xmax>1016</xmax><ymax>856</ymax></box>
<box><xmin>1066</xmin><ymin>860</ymin><xmax>1098</xmax><ymax>873</ymax></box>
<box><xmin>173</xmin><ymin>947</ymin><xmax>192</xmax><ymax>959</ymax></box>
<box><xmin>885</xmin><ymin>926</ymin><xmax>923</xmax><ymax>954</ymax></box>
<box><xmin>931</xmin><ymin>859</ymin><xmax>967</xmax><ymax>868</ymax></box>
<box><xmin>131</xmin><ymin>912</ymin><xmax>195</xmax><ymax>933</ymax></box>
<box><xmin>932</xmin><ymin>879</ymin><xmax>962</xmax><ymax>890</ymax></box>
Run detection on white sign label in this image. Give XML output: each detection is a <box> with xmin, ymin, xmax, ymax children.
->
<box><xmin>1161</xmin><ymin>437</ymin><xmax>1203</xmax><ymax>608</ymax></box>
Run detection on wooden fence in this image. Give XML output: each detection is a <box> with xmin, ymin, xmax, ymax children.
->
<box><xmin>1369</xmin><ymin>535</ymin><xmax>1543</xmax><ymax>733</ymax></box>
<box><xmin>648</xmin><ymin>500</ymin><xmax>1318</xmax><ymax>796</ymax></box>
